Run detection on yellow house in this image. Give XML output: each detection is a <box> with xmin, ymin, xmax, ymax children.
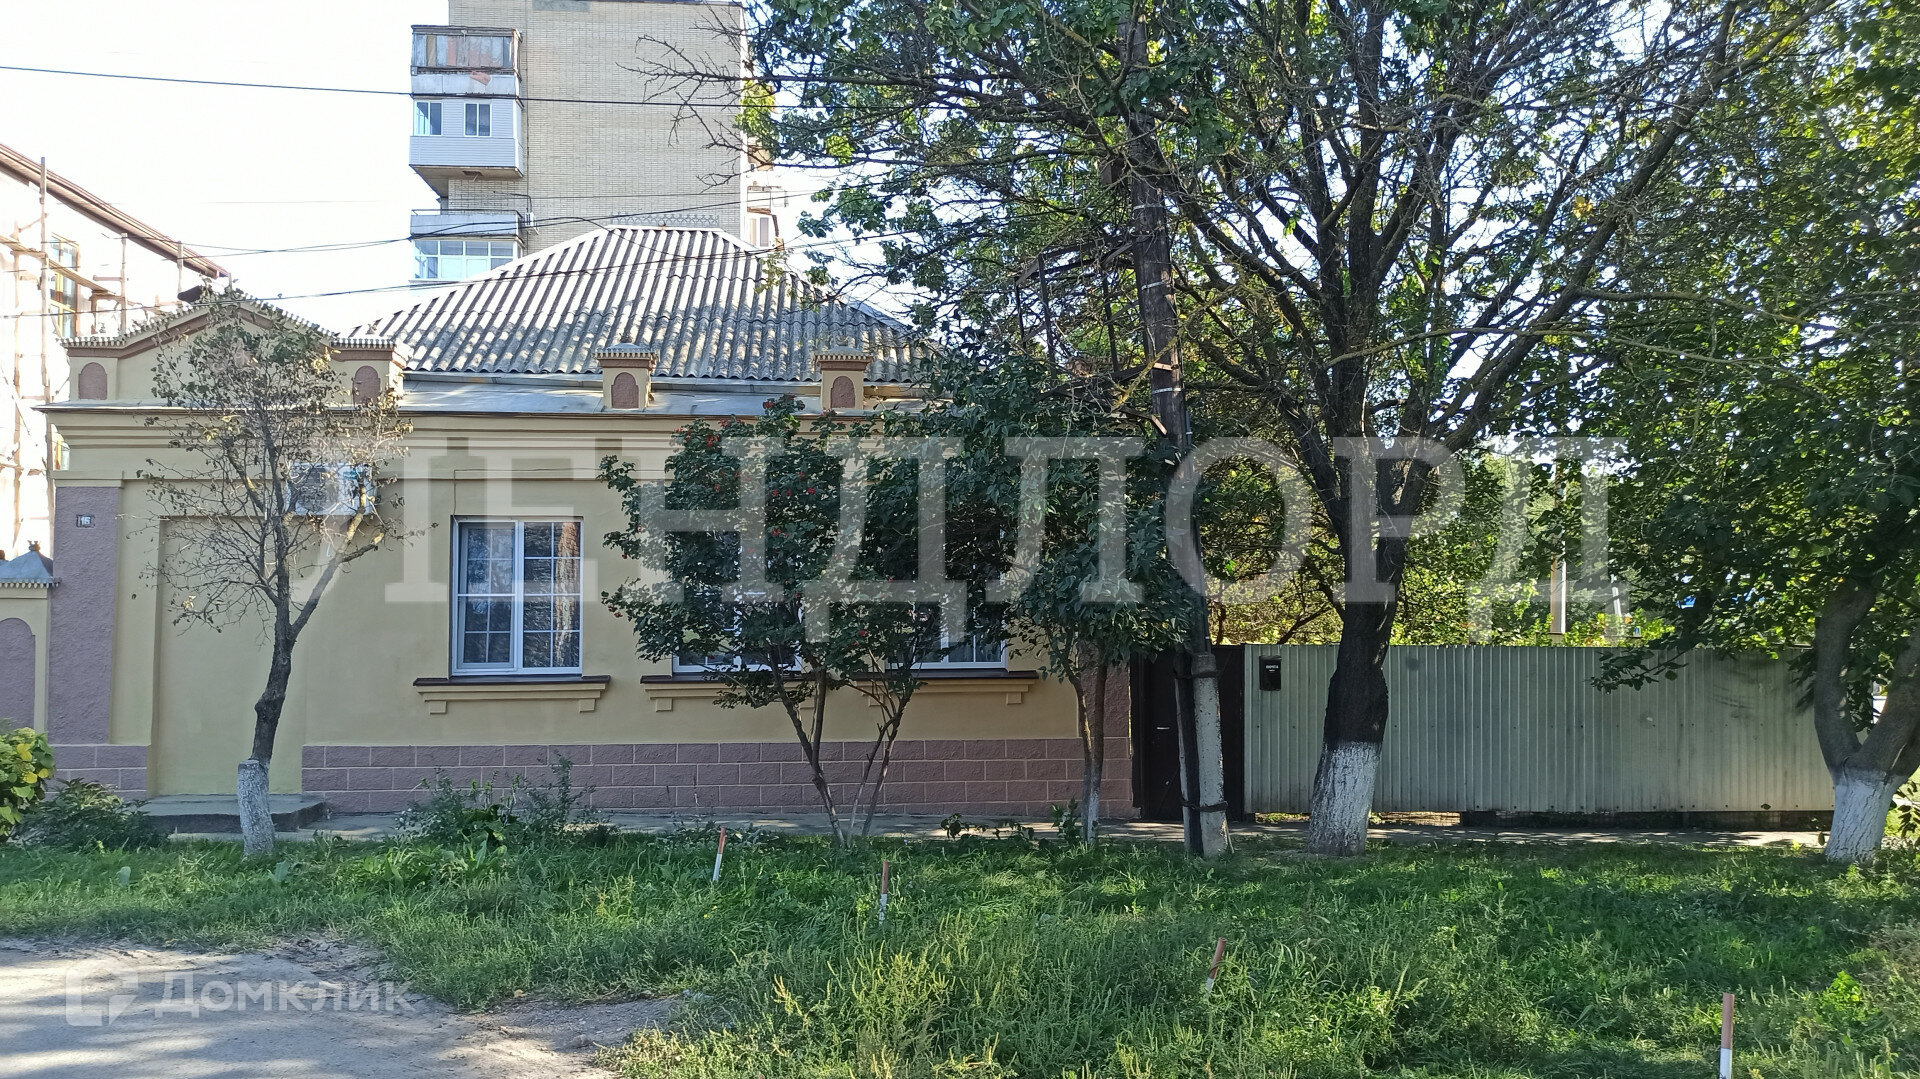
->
<box><xmin>27</xmin><ymin>227</ymin><xmax>1131</xmax><ymax>817</ymax></box>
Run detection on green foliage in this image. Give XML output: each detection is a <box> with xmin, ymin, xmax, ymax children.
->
<box><xmin>1594</xmin><ymin>0</ymin><xmax>1920</xmax><ymax>845</ymax></box>
<box><xmin>1048</xmin><ymin>799</ymin><xmax>1083</xmax><ymax>845</ymax></box>
<box><xmin>394</xmin><ymin>760</ymin><xmax>600</xmax><ymax>851</ymax></box>
<box><xmin>601</xmin><ymin>396</ymin><xmax>951</xmax><ymax>841</ymax></box>
<box><xmin>3</xmin><ymin>838</ymin><xmax>1918</xmax><ymax>1076</ymax></box>
<box><xmin>1894</xmin><ymin>781</ymin><xmax>1920</xmax><ymax>842</ymax></box>
<box><xmin>12</xmin><ymin>779</ymin><xmax>163</xmax><ymax>851</ymax></box>
<box><xmin>741</xmin><ymin>0</ymin><xmax>1816</xmax><ymax>666</ymax></box>
<box><xmin>0</xmin><ymin>727</ymin><xmax>55</xmax><ymax>837</ymax></box>
<box><xmin>911</xmin><ymin>350</ymin><xmax>1195</xmax><ymax>677</ymax></box>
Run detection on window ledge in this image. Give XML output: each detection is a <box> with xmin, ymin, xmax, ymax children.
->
<box><xmin>638</xmin><ymin>670</ymin><xmax>1039</xmax><ymax>712</ymax></box>
<box><xmin>413</xmin><ymin>674</ymin><xmax>610</xmax><ymax>714</ymax></box>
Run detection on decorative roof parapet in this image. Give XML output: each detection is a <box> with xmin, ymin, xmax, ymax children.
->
<box><xmin>0</xmin><ymin>543</ymin><xmax>54</xmax><ymax>588</ymax></box>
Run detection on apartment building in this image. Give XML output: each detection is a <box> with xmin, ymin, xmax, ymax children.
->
<box><xmin>408</xmin><ymin>0</ymin><xmax>781</xmax><ymax>285</ymax></box>
<box><xmin>0</xmin><ymin>142</ymin><xmax>224</xmax><ymax>557</ymax></box>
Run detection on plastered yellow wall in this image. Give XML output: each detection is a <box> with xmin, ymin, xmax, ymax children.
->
<box><xmin>53</xmin><ymin>407</ymin><xmax>1081</xmax><ymax>796</ymax></box>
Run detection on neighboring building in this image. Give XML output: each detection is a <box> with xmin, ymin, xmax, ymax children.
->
<box><xmin>30</xmin><ymin>227</ymin><xmax>1130</xmax><ymax>818</ymax></box>
<box><xmin>0</xmin><ymin>141</ymin><xmax>226</xmax><ymax>559</ymax></box>
<box><xmin>408</xmin><ymin>0</ymin><xmax>785</xmax><ymax>286</ymax></box>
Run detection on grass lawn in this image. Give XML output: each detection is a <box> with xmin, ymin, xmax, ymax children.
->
<box><xmin>2</xmin><ymin>832</ymin><xmax>1916</xmax><ymax>1078</ymax></box>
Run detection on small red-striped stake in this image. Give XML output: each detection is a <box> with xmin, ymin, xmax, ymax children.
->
<box><xmin>1719</xmin><ymin>993</ymin><xmax>1734</xmax><ymax>1079</ymax></box>
<box><xmin>711</xmin><ymin>827</ymin><xmax>727</xmax><ymax>884</ymax></box>
<box><xmin>1203</xmin><ymin>938</ymin><xmax>1227</xmax><ymax>995</ymax></box>
<box><xmin>878</xmin><ymin>859</ymin><xmax>891</xmax><ymax>924</ymax></box>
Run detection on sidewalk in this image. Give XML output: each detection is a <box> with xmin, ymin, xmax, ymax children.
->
<box><xmin>218</xmin><ymin>810</ymin><xmax>1824</xmax><ymax>849</ymax></box>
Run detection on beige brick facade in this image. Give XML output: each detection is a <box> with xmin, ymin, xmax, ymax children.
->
<box><xmin>441</xmin><ymin>0</ymin><xmax>749</xmax><ymax>252</ymax></box>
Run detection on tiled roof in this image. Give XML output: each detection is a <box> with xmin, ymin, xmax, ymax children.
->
<box><xmin>350</xmin><ymin>227</ymin><xmax>922</xmax><ymax>382</ymax></box>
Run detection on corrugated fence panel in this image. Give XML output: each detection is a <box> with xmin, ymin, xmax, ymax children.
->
<box><xmin>1244</xmin><ymin>646</ymin><xmax>1831</xmax><ymax>814</ymax></box>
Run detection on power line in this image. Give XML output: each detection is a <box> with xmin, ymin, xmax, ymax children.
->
<box><xmin>0</xmin><ymin>62</ymin><xmax>750</xmax><ymax>110</ymax></box>
<box><xmin>2</xmin><ymin>220</ymin><xmax>922</xmax><ymax>325</ymax></box>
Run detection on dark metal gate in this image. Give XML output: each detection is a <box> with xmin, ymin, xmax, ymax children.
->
<box><xmin>1131</xmin><ymin>646</ymin><xmax>1246</xmax><ymax>821</ymax></box>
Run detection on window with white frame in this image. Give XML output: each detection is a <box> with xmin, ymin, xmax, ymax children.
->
<box><xmin>747</xmin><ymin>210</ymin><xmax>777</xmax><ymax>249</ymax></box>
<box><xmin>453</xmin><ymin>520</ymin><xmax>583</xmax><ymax>674</ymax></box>
<box><xmin>918</xmin><ymin>615</ymin><xmax>1007</xmax><ymax>668</ymax></box>
<box><xmin>414</xmin><ymin>101</ymin><xmax>443</xmax><ymax>136</ymax></box>
<box><xmin>464</xmin><ymin>102</ymin><xmax>491</xmax><ymax>137</ymax></box>
<box><xmin>413</xmin><ymin>238</ymin><xmax>515</xmax><ymax>282</ymax></box>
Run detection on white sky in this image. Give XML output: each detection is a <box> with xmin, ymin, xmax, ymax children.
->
<box><xmin>0</xmin><ymin>0</ymin><xmax>474</xmax><ymax>331</ymax></box>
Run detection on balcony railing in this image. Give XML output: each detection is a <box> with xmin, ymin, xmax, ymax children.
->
<box><xmin>409</xmin><ymin>209</ymin><xmax>524</xmax><ymax>240</ymax></box>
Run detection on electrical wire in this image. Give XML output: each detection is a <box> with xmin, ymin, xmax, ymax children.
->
<box><xmin>0</xmin><ymin>63</ymin><xmax>752</xmax><ymax>110</ymax></box>
<box><xmin>0</xmin><ymin>219</ymin><xmax>927</xmax><ymax>325</ymax></box>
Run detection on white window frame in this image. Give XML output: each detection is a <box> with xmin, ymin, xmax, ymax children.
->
<box><xmin>451</xmin><ymin>518</ymin><xmax>585</xmax><ymax>676</ymax></box>
<box><xmin>414</xmin><ymin>100</ymin><xmax>443</xmax><ymax>136</ymax></box>
<box><xmin>917</xmin><ymin>624</ymin><xmax>1008</xmax><ymax>669</ymax></box>
<box><xmin>463</xmin><ymin>102</ymin><xmax>491</xmax><ymax>137</ymax></box>
<box><xmin>413</xmin><ymin>238</ymin><xmax>517</xmax><ymax>282</ymax></box>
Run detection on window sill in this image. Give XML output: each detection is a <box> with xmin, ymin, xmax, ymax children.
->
<box><xmin>638</xmin><ymin>669</ymin><xmax>1040</xmax><ymax>712</ymax></box>
<box><xmin>413</xmin><ymin>674</ymin><xmax>610</xmax><ymax>714</ymax></box>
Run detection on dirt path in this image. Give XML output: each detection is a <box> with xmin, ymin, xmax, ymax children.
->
<box><xmin>0</xmin><ymin>939</ymin><xmax>670</xmax><ymax>1079</ymax></box>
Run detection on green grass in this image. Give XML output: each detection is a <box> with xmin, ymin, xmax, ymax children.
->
<box><xmin>2</xmin><ymin>833</ymin><xmax>1917</xmax><ymax>1078</ymax></box>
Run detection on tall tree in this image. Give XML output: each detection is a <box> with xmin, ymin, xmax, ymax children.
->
<box><xmin>146</xmin><ymin>295</ymin><xmax>408</xmax><ymax>856</ymax></box>
<box><xmin>687</xmin><ymin>0</ymin><xmax>1820</xmax><ymax>852</ymax></box>
<box><xmin>1597</xmin><ymin>0</ymin><xmax>1920</xmax><ymax>862</ymax></box>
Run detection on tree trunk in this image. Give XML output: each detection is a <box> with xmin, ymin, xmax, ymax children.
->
<box><xmin>1807</xmin><ymin>591</ymin><xmax>1920</xmax><ymax>864</ymax></box>
<box><xmin>1827</xmin><ymin>767</ymin><xmax>1904</xmax><ymax>865</ymax></box>
<box><xmin>1188</xmin><ymin>647</ymin><xmax>1229</xmax><ymax>854</ymax></box>
<box><xmin>1083</xmin><ymin>663</ymin><xmax>1109</xmax><ymax>845</ymax></box>
<box><xmin>859</xmin><ymin>707</ymin><xmax>907</xmax><ymax>837</ymax></box>
<box><xmin>239</xmin><ymin>643</ymin><xmax>294</xmax><ymax>858</ymax></box>
<box><xmin>1119</xmin><ymin>15</ymin><xmax>1226</xmax><ymax>859</ymax></box>
<box><xmin>236</xmin><ymin>758</ymin><xmax>274</xmax><ymax>858</ymax></box>
<box><xmin>1305</xmin><ymin>601</ymin><xmax>1394</xmax><ymax>856</ymax></box>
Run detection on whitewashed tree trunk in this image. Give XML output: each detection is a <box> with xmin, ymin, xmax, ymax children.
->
<box><xmin>1826</xmin><ymin>769</ymin><xmax>1902</xmax><ymax>864</ymax></box>
<box><xmin>236</xmin><ymin>758</ymin><xmax>274</xmax><ymax>858</ymax></box>
<box><xmin>1190</xmin><ymin>650</ymin><xmax>1230</xmax><ymax>856</ymax></box>
<box><xmin>1306</xmin><ymin>741</ymin><xmax>1379</xmax><ymax>856</ymax></box>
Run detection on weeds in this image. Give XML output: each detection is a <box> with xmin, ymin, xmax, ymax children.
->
<box><xmin>11</xmin><ymin>779</ymin><xmax>163</xmax><ymax>851</ymax></box>
<box><xmin>0</xmin><ymin>835</ymin><xmax>1916</xmax><ymax>1077</ymax></box>
<box><xmin>394</xmin><ymin>758</ymin><xmax>602</xmax><ymax>850</ymax></box>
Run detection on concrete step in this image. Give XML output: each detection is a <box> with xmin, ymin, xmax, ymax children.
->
<box><xmin>140</xmin><ymin>794</ymin><xmax>328</xmax><ymax>835</ymax></box>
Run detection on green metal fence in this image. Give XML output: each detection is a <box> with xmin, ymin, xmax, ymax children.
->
<box><xmin>1244</xmin><ymin>646</ymin><xmax>1833</xmax><ymax>814</ymax></box>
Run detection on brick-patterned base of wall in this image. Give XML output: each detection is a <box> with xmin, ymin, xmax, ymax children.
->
<box><xmin>52</xmin><ymin>744</ymin><xmax>149</xmax><ymax>800</ymax></box>
<box><xmin>304</xmin><ymin>739</ymin><xmax>1132</xmax><ymax>817</ymax></box>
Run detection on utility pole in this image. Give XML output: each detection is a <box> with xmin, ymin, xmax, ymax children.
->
<box><xmin>37</xmin><ymin>158</ymin><xmax>51</xmax><ymax>553</ymax></box>
<box><xmin>1121</xmin><ymin>8</ymin><xmax>1229</xmax><ymax>858</ymax></box>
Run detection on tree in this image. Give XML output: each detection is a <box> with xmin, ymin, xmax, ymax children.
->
<box><xmin>144</xmin><ymin>295</ymin><xmax>408</xmax><ymax>856</ymax></box>
<box><xmin>602</xmin><ymin>397</ymin><xmax>948</xmax><ymax>845</ymax></box>
<box><xmin>912</xmin><ymin>350</ymin><xmax>1194</xmax><ymax>842</ymax></box>
<box><xmin>700</xmin><ymin>0</ymin><xmax>1821</xmax><ymax>853</ymax></box>
<box><xmin>1597</xmin><ymin>0</ymin><xmax>1920</xmax><ymax>862</ymax></box>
